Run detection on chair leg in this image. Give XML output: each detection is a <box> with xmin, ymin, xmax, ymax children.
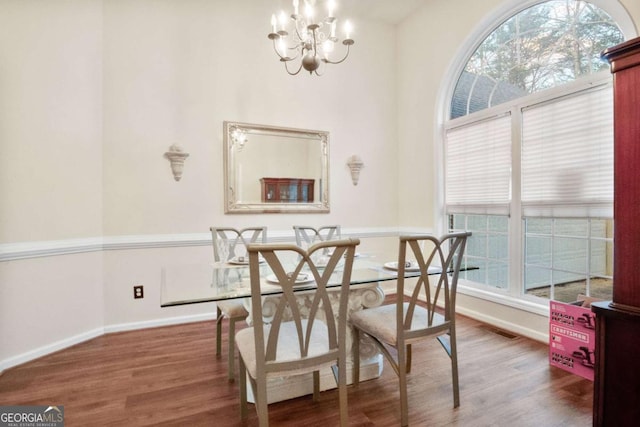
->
<box><xmin>239</xmin><ymin>356</ymin><xmax>248</xmax><ymax>420</ymax></box>
<box><xmin>313</xmin><ymin>370</ymin><xmax>320</xmax><ymax>401</ymax></box>
<box><xmin>338</xmin><ymin>361</ymin><xmax>348</xmax><ymax>427</ymax></box>
<box><xmin>227</xmin><ymin>317</ymin><xmax>237</xmax><ymax>382</ymax></box>
<box><xmin>450</xmin><ymin>328</ymin><xmax>460</xmax><ymax>408</ymax></box>
<box><xmin>406</xmin><ymin>344</ymin><xmax>412</xmax><ymax>373</ymax></box>
<box><xmin>398</xmin><ymin>343</ymin><xmax>409</xmax><ymax>427</ymax></box>
<box><xmin>256</xmin><ymin>372</ymin><xmax>269</xmax><ymax>427</ymax></box>
<box><xmin>352</xmin><ymin>327</ymin><xmax>360</xmax><ymax>385</ymax></box>
<box><xmin>216</xmin><ymin>306</ymin><xmax>223</xmax><ymax>357</ymax></box>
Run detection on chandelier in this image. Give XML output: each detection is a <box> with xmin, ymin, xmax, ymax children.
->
<box><xmin>268</xmin><ymin>0</ymin><xmax>354</xmax><ymax>76</ymax></box>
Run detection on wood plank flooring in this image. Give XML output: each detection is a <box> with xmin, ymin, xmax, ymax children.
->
<box><xmin>0</xmin><ymin>314</ymin><xmax>593</xmax><ymax>426</ymax></box>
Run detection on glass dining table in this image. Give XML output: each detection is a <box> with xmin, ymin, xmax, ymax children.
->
<box><xmin>160</xmin><ymin>253</ymin><xmax>436</xmax><ymax>308</ymax></box>
<box><xmin>160</xmin><ymin>253</ymin><xmax>442</xmax><ymax>403</ymax></box>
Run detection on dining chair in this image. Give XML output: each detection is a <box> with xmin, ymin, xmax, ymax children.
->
<box><xmin>293</xmin><ymin>225</ymin><xmax>341</xmax><ymax>248</ymax></box>
<box><xmin>350</xmin><ymin>231</ymin><xmax>471</xmax><ymax>426</ymax></box>
<box><xmin>236</xmin><ymin>237</ymin><xmax>360</xmax><ymax>427</ymax></box>
<box><xmin>210</xmin><ymin>226</ymin><xmax>267</xmax><ymax>382</ymax></box>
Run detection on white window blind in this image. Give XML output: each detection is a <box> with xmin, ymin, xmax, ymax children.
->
<box><xmin>445</xmin><ymin>114</ymin><xmax>512</xmax><ymax>215</ymax></box>
<box><xmin>521</xmin><ymin>85</ymin><xmax>613</xmax><ymax>218</ymax></box>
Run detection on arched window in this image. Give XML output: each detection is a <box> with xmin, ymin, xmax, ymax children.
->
<box><xmin>444</xmin><ymin>0</ymin><xmax>627</xmax><ymax>303</ymax></box>
<box><xmin>451</xmin><ymin>0</ymin><xmax>623</xmax><ymax>119</ymax></box>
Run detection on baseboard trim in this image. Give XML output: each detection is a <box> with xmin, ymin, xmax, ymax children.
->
<box><xmin>0</xmin><ymin>327</ymin><xmax>104</xmax><ymax>374</ymax></box>
<box><xmin>103</xmin><ymin>313</ymin><xmax>216</xmax><ymax>334</ymax></box>
<box><xmin>0</xmin><ymin>313</ymin><xmax>217</xmax><ymax>374</ymax></box>
<box><xmin>456</xmin><ymin>305</ymin><xmax>549</xmax><ymax>343</ymax></box>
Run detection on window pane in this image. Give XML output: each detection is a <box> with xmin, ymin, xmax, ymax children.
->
<box><xmin>525</xmin><ymin>266</ymin><xmax>551</xmax><ymax>291</ymax></box>
<box><xmin>452</xmin><ymin>215</ymin><xmax>466</xmax><ymax>230</ymax></box>
<box><xmin>555</xmin><ymin>219</ymin><xmax>589</xmax><ymax>237</ymax></box>
<box><xmin>591</xmin><ymin>219</ymin><xmax>612</xmax><ymax>238</ymax></box>
<box><xmin>450</xmin><ymin>214</ymin><xmax>508</xmax><ymax>289</ymax></box>
<box><xmin>468</xmin><ymin>233</ymin><xmax>486</xmax><ymax>258</ymax></box>
<box><xmin>463</xmin><ymin>260</ymin><xmax>487</xmax><ymax>283</ymax></box>
<box><xmin>521</xmin><ymin>86</ymin><xmax>614</xmax><ymax>217</ymax></box>
<box><xmin>552</xmin><ymin>276</ymin><xmax>587</xmax><ymax>303</ymax></box>
<box><xmin>488</xmin><ymin>234</ymin><xmax>508</xmax><ymax>260</ymax></box>
<box><xmin>446</xmin><ymin>116</ymin><xmax>512</xmax><ymax>214</ymax></box>
<box><xmin>553</xmin><ymin>237</ymin><xmax>587</xmax><ymax>272</ymax></box>
<box><xmin>488</xmin><ymin>215</ymin><xmax>508</xmax><ymax>231</ymax></box>
<box><xmin>468</xmin><ymin>215</ymin><xmax>487</xmax><ymax>230</ymax></box>
<box><xmin>524</xmin><ymin>217</ymin><xmax>613</xmax><ymax>301</ymax></box>
<box><xmin>527</xmin><ymin>218</ymin><xmax>552</xmax><ymax>234</ymax></box>
<box><xmin>589</xmin><ymin>277</ymin><xmax>613</xmax><ymax>301</ymax></box>
<box><xmin>526</xmin><ymin>236</ymin><xmax>552</xmax><ymax>267</ymax></box>
<box><xmin>487</xmin><ymin>261</ymin><xmax>509</xmax><ymax>289</ymax></box>
<box><xmin>590</xmin><ymin>240</ymin><xmax>610</xmax><ymax>276</ymax></box>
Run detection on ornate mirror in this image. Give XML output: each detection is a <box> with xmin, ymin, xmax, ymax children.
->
<box><xmin>224</xmin><ymin>121</ymin><xmax>330</xmax><ymax>213</ymax></box>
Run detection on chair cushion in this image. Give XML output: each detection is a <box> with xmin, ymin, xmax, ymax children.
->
<box><xmin>350</xmin><ymin>303</ymin><xmax>445</xmax><ymax>346</ymax></box>
<box><xmin>236</xmin><ymin>320</ymin><xmax>333</xmax><ymax>379</ymax></box>
<box><xmin>217</xmin><ymin>300</ymin><xmax>249</xmax><ymax>319</ymax></box>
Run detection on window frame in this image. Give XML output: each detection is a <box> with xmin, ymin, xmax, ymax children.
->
<box><xmin>446</xmin><ymin>71</ymin><xmax>613</xmax><ymax>306</ymax></box>
<box><xmin>436</xmin><ymin>0</ymin><xmax>635</xmax><ymax>314</ymax></box>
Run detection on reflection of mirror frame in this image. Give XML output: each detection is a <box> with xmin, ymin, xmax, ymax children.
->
<box><xmin>224</xmin><ymin>121</ymin><xmax>330</xmax><ymax>214</ymax></box>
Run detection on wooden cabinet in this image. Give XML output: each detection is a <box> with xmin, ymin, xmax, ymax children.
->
<box><xmin>594</xmin><ymin>37</ymin><xmax>640</xmax><ymax>427</ymax></box>
<box><xmin>591</xmin><ymin>302</ymin><xmax>640</xmax><ymax>426</ymax></box>
<box><xmin>260</xmin><ymin>178</ymin><xmax>315</xmax><ymax>203</ymax></box>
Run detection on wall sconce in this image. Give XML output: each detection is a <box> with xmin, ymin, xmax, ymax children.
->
<box><xmin>164</xmin><ymin>144</ymin><xmax>189</xmax><ymax>181</ymax></box>
<box><xmin>347</xmin><ymin>154</ymin><xmax>364</xmax><ymax>186</ymax></box>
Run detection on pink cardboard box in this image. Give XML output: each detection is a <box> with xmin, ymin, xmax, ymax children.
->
<box><xmin>549</xmin><ymin>300</ymin><xmax>596</xmax><ymax>381</ymax></box>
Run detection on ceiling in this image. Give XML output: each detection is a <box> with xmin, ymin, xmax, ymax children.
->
<box><xmin>336</xmin><ymin>0</ymin><xmax>429</xmax><ymax>25</ymax></box>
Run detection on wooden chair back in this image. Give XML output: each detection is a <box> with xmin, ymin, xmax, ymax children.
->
<box><xmin>293</xmin><ymin>225</ymin><xmax>341</xmax><ymax>248</ymax></box>
<box><xmin>396</xmin><ymin>232</ymin><xmax>471</xmax><ymax>343</ymax></box>
<box><xmin>210</xmin><ymin>227</ymin><xmax>267</xmax><ymax>262</ymax></box>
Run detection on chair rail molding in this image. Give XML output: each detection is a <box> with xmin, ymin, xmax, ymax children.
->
<box><xmin>0</xmin><ymin>227</ymin><xmax>407</xmax><ymax>261</ymax></box>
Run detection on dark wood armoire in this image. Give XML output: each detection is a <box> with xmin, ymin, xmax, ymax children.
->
<box><xmin>593</xmin><ymin>37</ymin><xmax>640</xmax><ymax>426</ymax></box>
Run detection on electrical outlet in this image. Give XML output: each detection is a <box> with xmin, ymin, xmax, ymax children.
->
<box><xmin>133</xmin><ymin>285</ymin><xmax>144</xmax><ymax>299</ymax></box>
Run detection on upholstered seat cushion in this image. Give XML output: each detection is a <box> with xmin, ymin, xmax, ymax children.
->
<box><xmin>236</xmin><ymin>319</ymin><xmax>333</xmax><ymax>379</ymax></box>
<box><xmin>217</xmin><ymin>300</ymin><xmax>249</xmax><ymax>318</ymax></box>
<box><xmin>349</xmin><ymin>303</ymin><xmax>445</xmax><ymax>346</ymax></box>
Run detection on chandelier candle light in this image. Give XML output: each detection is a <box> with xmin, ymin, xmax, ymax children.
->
<box><xmin>268</xmin><ymin>0</ymin><xmax>354</xmax><ymax>75</ymax></box>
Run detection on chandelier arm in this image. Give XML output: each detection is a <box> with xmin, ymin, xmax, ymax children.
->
<box><xmin>322</xmin><ymin>43</ymin><xmax>351</xmax><ymax>65</ymax></box>
<box><xmin>284</xmin><ymin>59</ymin><xmax>304</xmax><ymax>76</ymax></box>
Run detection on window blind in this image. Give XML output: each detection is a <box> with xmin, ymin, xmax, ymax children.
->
<box><xmin>445</xmin><ymin>114</ymin><xmax>512</xmax><ymax>215</ymax></box>
<box><xmin>521</xmin><ymin>85</ymin><xmax>613</xmax><ymax>218</ymax></box>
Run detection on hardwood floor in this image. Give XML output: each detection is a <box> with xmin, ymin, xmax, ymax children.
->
<box><xmin>0</xmin><ymin>314</ymin><xmax>593</xmax><ymax>426</ymax></box>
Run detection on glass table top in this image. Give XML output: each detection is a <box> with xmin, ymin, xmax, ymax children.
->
<box><xmin>160</xmin><ymin>254</ymin><xmax>428</xmax><ymax>307</ymax></box>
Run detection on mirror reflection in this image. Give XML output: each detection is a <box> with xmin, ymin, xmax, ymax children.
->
<box><xmin>224</xmin><ymin>121</ymin><xmax>330</xmax><ymax>213</ymax></box>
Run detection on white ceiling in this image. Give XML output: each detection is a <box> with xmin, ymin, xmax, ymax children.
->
<box><xmin>335</xmin><ymin>0</ymin><xmax>429</xmax><ymax>25</ymax></box>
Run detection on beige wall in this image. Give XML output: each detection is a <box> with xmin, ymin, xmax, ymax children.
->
<box><xmin>0</xmin><ymin>0</ymin><xmax>399</xmax><ymax>368</ymax></box>
<box><xmin>0</xmin><ymin>0</ymin><xmax>103</xmax><ymax>242</ymax></box>
<box><xmin>101</xmin><ymin>0</ymin><xmax>399</xmax><ymax>236</ymax></box>
<box><xmin>0</xmin><ymin>0</ymin><xmax>105</xmax><ymax>368</ymax></box>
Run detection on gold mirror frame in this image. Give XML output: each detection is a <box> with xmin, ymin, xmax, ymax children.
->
<box><xmin>224</xmin><ymin>121</ymin><xmax>330</xmax><ymax>214</ymax></box>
